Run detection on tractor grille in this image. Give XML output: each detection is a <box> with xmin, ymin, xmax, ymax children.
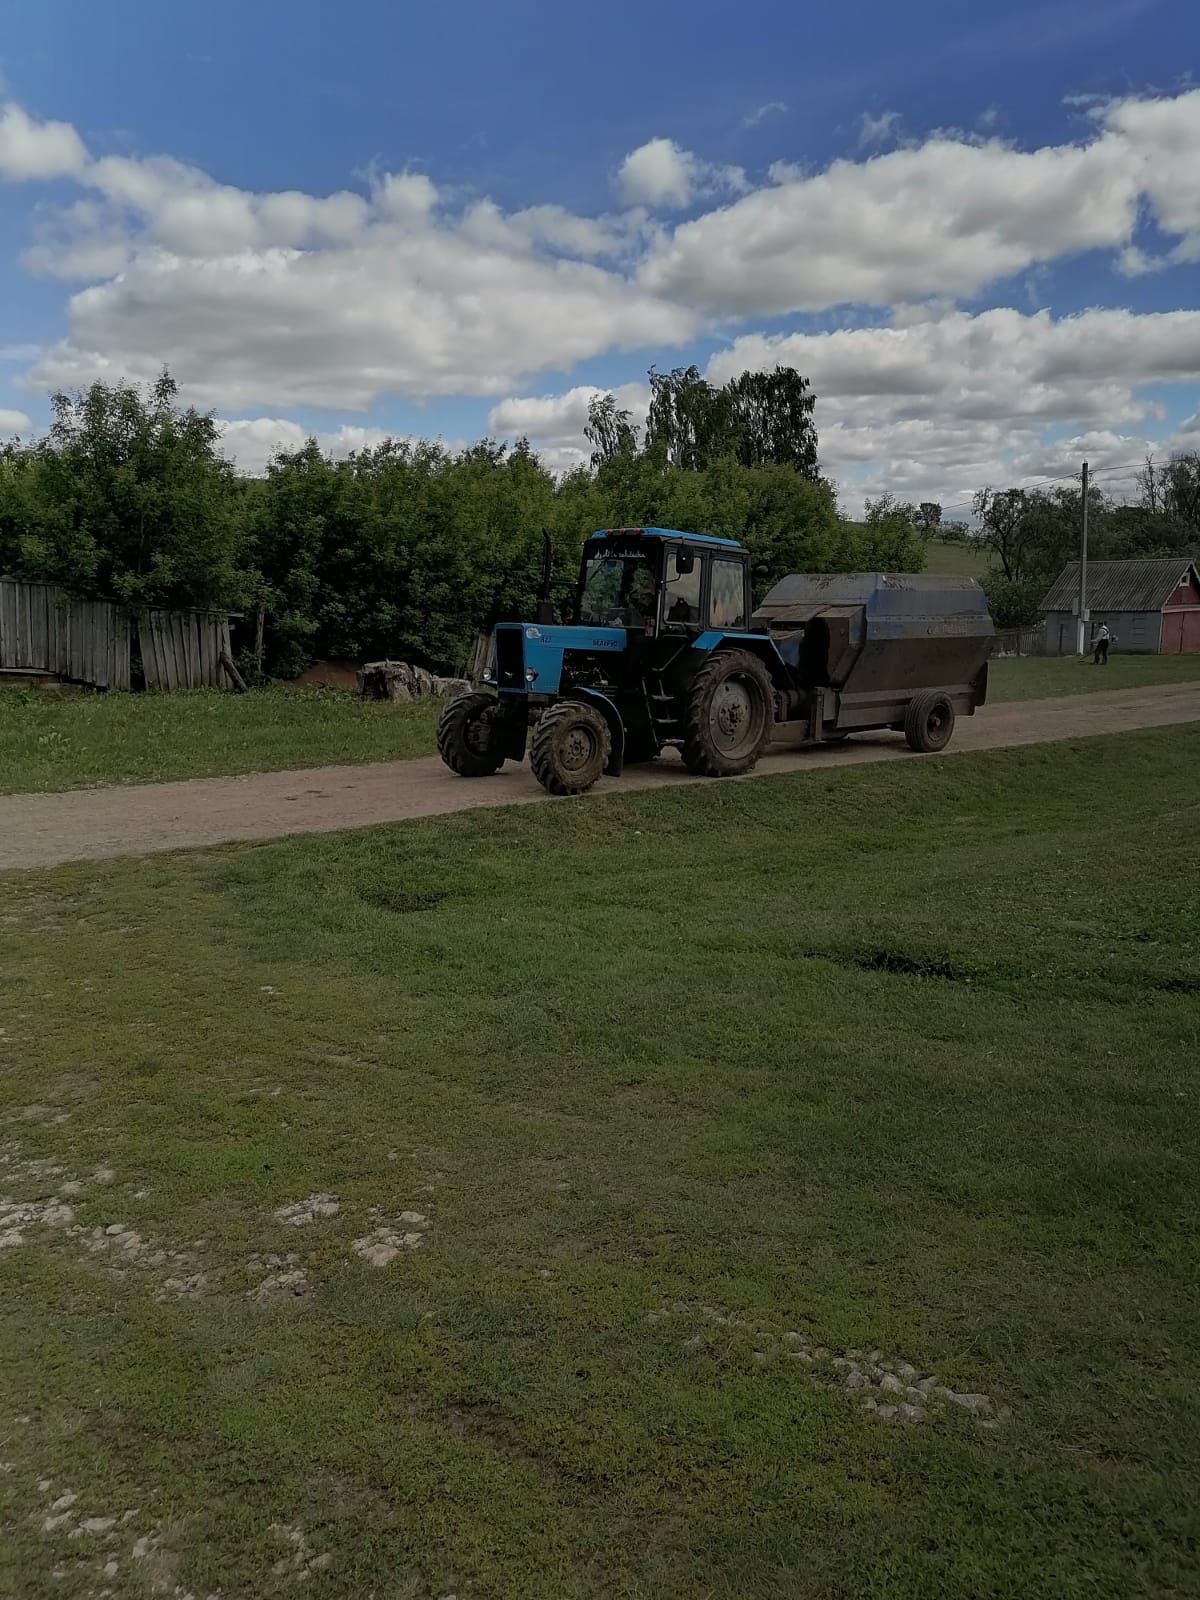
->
<box><xmin>495</xmin><ymin>628</ymin><xmax>525</xmax><ymax>688</ymax></box>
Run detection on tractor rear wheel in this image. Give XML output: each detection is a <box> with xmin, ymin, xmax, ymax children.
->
<box><xmin>530</xmin><ymin>701</ymin><xmax>611</xmax><ymax>795</ymax></box>
<box><xmin>682</xmin><ymin>650</ymin><xmax>774</xmax><ymax>777</ymax></box>
<box><xmin>437</xmin><ymin>691</ymin><xmax>506</xmax><ymax>776</ymax></box>
<box><xmin>903</xmin><ymin>690</ymin><xmax>955</xmax><ymax>753</ymax></box>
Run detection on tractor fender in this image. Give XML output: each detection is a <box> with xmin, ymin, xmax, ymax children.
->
<box><xmin>561</xmin><ymin>687</ymin><xmax>625</xmax><ymax>776</ymax></box>
<box><xmin>690</xmin><ymin>631</ymin><xmax>793</xmax><ymax>690</ymax></box>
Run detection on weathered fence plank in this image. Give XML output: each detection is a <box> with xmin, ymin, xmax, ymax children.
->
<box><xmin>0</xmin><ymin>580</ymin><xmax>132</xmax><ymax>688</ymax></box>
<box><xmin>137</xmin><ymin>607</ymin><xmax>230</xmax><ymax>691</ymax></box>
<box><xmin>1</xmin><ymin>578</ymin><xmax>226</xmax><ymax>691</ymax></box>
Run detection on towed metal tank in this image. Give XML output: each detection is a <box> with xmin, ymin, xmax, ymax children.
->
<box><xmin>753</xmin><ymin>572</ymin><xmax>994</xmax><ymax>739</ymax></box>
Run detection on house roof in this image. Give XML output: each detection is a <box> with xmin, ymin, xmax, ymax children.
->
<box><xmin>1041</xmin><ymin>558</ymin><xmax>1200</xmax><ymax>613</ymax></box>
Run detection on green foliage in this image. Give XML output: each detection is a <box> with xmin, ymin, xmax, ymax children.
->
<box><xmin>1</xmin><ymin>365</ymin><xmax>918</xmax><ymax>678</ymax></box>
<box><xmin>0</xmin><ymin>374</ymin><xmax>245</xmax><ymax>610</ymax></box>
<box><xmin>643</xmin><ymin>363</ymin><xmax>818</xmax><ymax>477</ymax></box>
<box><xmin>982</xmin><ymin>572</ymin><xmax>1047</xmax><ymax>629</ymax></box>
<box><xmin>974</xmin><ymin>478</ymin><xmax>1199</xmax><ymax>614</ymax></box>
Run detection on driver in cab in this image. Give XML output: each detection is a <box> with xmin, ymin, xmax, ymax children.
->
<box><xmin>616</xmin><ymin>565</ymin><xmax>657</xmax><ymax>627</ymax></box>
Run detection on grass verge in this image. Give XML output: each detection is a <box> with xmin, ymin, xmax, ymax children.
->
<box><xmin>986</xmin><ymin>650</ymin><xmax>1200</xmax><ymax>701</ymax></box>
<box><xmin>0</xmin><ymin>685</ymin><xmax>439</xmax><ymax>794</ymax></box>
<box><xmin>1</xmin><ymin>727</ymin><xmax>1197</xmax><ymax>1598</ymax></box>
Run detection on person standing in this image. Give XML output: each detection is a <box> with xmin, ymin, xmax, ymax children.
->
<box><xmin>1092</xmin><ymin>622</ymin><xmax>1112</xmax><ymax>665</ymax></box>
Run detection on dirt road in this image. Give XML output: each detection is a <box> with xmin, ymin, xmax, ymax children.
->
<box><xmin>2</xmin><ymin>681</ymin><xmax>1197</xmax><ymax>871</ymax></box>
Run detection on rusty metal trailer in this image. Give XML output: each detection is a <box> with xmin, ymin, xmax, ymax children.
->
<box><xmin>753</xmin><ymin>572</ymin><xmax>993</xmax><ymax>751</ymax></box>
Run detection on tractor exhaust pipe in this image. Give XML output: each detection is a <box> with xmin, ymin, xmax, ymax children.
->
<box><xmin>536</xmin><ymin>529</ymin><xmax>555</xmax><ymax>624</ymax></box>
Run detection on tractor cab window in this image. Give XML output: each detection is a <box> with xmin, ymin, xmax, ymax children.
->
<box><xmin>663</xmin><ymin>549</ymin><xmax>702</xmax><ymax>627</ymax></box>
<box><xmin>579</xmin><ymin>552</ymin><xmax>658</xmax><ymax>628</ymax></box>
<box><xmin>710</xmin><ymin>558</ymin><xmax>748</xmax><ymax>629</ymax></box>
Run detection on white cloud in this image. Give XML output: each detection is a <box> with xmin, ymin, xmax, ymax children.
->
<box><xmin>858</xmin><ymin>110</ymin><xmax>902</xmax><ymax>148</ymax></box>
<box><xmin>2</xmin><ymin>86</ymin><xmax>1200</xmax><ymax>481</ymax></box>
<box><xmin>640</xmin><ymin>131</ymin><xmax>1141</xmax><ymax>314</ymax></box>
<box><xmin>1102</xmin><ymin>90</ymin><xmax>1200</xmax><ymax>264</ymax></box>
<box><xmin>707</xmin><ymin>306</ymin><xmax>1200</xmax><ymax>506</ymax></box>
<box><xmin>7</xmin><ymin>115</ymin><xmax>694</xmax><ymax>409</ymax></box>
<box><xmin>0</xmin><ymin>407</ymin><xmax>31</xmax><ymax>436</ymax></box>
<box><xmin>487</xmin><ymin>383</ymin><xmax>650</xmax><ymax>472</ymax></box>
<box><xmin>29</xmin><ymin>234</ymin><xmax>696</xmax><ymax>409</ymax></box>
<box><xmin>615</xmin><ymin>137</ymin><xmax>745</xmax><ymax>209</ymax></box>
<box><xmin>641</xmin><ymin>88</ymin><xmax>1200</xmax><ymax>315</ymax></box>
<box><xmin>744</xmin><ymin>101</ymin><xmax>788</xmax><ymax>129</ymax></box>
<box><xmin>0</xmin><ymin>103</ymin><xmax>88</xmax><ymax>181</ymax></box>
<box><xmin>215</xmin><ymin>417</ymin><xmax>399</xmax><ymax>475</ymax></box>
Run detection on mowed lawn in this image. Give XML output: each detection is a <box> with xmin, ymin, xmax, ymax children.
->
<box><xmin>1</xmin><ymin>729</ymin><xmax>1198</xmax><ymax>1599</ymax></box>
<box><xmin>0</xmin><ymin>684</ymin><xmax>441</xmax><ymax>794</ymax></box>
<box><xmin>3</xmin><ymin>651</ymin><xmax>1200</xmax><ymax>794</ymax></box>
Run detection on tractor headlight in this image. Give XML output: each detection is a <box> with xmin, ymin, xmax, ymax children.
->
<box><xmin>524</xmin><ymin>669</ymin><xmax>538</xmax><ymax>683</ymax></box>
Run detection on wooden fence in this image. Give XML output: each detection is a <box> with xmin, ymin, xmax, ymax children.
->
<box><xmin>0</xmin><ymin>578</ymin><xmax>233</xmax><ymax>690</ymax></box>
<box><xmin>0</xmin><ymin>579</ymin><xmax>131</xmax><ymax>689</ymax></box>
<box><xmin>137</xmin><ymin>609</ymin><xmax>234</xmax><ymax>691</ymax></box>
<box><xmin>991</xmin><ymin>625</ymin><xmax>1046</xmax><ymax>657</ymax></box>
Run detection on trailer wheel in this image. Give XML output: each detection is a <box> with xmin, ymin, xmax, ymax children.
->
<box><xmin>904</xmin><ymin>691</ymin><xmax>956</xmax><ymax>753</ymax></box>
<box><xmin>437</xmin><ymin>691</ymin><xmax>506</xmax><ymax>776</ymax></box>
<box><xmin>530</xmin><ymin>700</ymin><xmax>611</xmax><ymax>795</ymax></box>
<box><xmin>682</xmin><ymin>650</ymin><xmax>774</xmax><ymax>777</ymax></box>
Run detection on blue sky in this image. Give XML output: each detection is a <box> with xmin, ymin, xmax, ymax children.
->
<box><xmin>1</xmin><ymin>0</ymin><xmax>1199</xmax><ymax>510</ymax></box>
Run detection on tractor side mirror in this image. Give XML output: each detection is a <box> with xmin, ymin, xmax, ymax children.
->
<box><xmin>675</xmin><ymin>549</ymin><xmax>695</xmax><ymax>574</ymax></box>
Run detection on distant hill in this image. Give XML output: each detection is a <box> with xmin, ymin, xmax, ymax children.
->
<box><xmin>922</xmin><ymin>536</ymin><xmax>992</xmax><ymax>578</ymax></box>
<box><xmin>838</xmin><ymin>524</ymin><xmax>993</xmax><ymax>579</ymax></box>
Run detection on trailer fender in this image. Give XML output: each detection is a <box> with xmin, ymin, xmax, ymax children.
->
<box><xmin>561</xmin><ymin>687</ymin><xmax>625</xmax><ymax>776</ymax></box>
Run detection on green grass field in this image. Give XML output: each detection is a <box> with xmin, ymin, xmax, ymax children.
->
<box><xmin>0</xmin><ymin>684</ymin><xmax>440</xmax><ymax>794</ymax></box>
<box><xmin>3</xmin><ymin>652</ymin><xmax>1200</xmax><ymax>796</ymax></box>
<box><xmin>987</xmin><ymin>650</ymin><xmax>1200</xmax><ymax>701</ymax></box>
<box><xmin>1</xmin><ymin>728</ymin><xmax>1197</xmax><ymax>1598</ymax></box>
<box><xmin>921</xmin><ymin>535</ymin><xmax>992</xmax><ymax>578</ymax></box>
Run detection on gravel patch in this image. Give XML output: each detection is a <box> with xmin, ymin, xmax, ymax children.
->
<box><xmin>250</xmin><ymin>1267</ymin><xmax>310</xmax><ymax>1304</ymax></box>
<box><xmin>650</xmin><ymin>1300</ymin><xmax>1008</xmax><ymax>1426</ymax></box>
<box><xmin>270</xmin><ymin>1523</ymin><xmax>332</xmax><ymax>1580</ymax></box>
<box><xmin>273</xmin><ymin>1193</ymin><xmax>340</xmax><ymax>1226</ymax></box>
<box><xmin>351</xmin><ymin>1209</ymin><xmax>429</xmax><ymax>1267</ymax></box>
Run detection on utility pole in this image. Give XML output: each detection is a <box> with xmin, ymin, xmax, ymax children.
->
<box><xmin>1077</xmin><ymin>460</ymin><xmax>1089</xmax><ymax>655</ymax></box>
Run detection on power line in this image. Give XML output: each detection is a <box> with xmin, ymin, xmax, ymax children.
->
<box><xmin>933</xmin><ymin>457</ymin><xmax>1152</xmax><ymax>516</ymax></box>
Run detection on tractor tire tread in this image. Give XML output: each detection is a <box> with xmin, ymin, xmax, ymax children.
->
<box><xmin>436</xmin><ymin>691</ymin><xmax>506</xmax><ymax>777</ymax></box>
<box><xmin>681</xmin><ymin>649</ymin><xmax>774</xmax><ymax>777</ymax></box>
<box><xmin>530</xmin><ymin>700</ymin><xmax>611</xmax><ymax>795</ymax></box>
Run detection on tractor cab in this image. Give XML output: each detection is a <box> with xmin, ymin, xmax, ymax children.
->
<box><xmin>576</xmin><ymin>528</ymin><xmax>752</xmax><ymax>638</ymax></box>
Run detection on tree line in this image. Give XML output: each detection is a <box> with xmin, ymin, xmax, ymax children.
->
<box><xmin>0</xmin><ymin>369</ymin><xmax>923</xmax><ymax>678</ymax></box>
<box><xmin>971</xmin><ymin>464</ymin><xmax>1200</xmax><ymax>628</ymax></box>
<box><xmin>5</xmin><ymin>369</ymin><xmax>1192</xmax><ymax>673</ymax></box>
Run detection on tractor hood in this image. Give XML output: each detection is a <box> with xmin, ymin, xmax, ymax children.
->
<box><xmin>490</xmin><ymin>622</ymin><xmax>626</xmax><ymax>693</ymax></box>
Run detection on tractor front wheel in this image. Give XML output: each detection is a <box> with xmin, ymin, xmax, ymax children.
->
<box><xmin>530</xmin><ymin>701</ymin><xmax>611</xmax><ymax>795</ymax></box>
<box><xmin>437</xmin><ymin>692</ymin><xmax>506</xmax><ymax>777</ymax></box>
<box><xmin>682</xmin><ymin>650</ymin><xmax>774</xmax><ymax>777</ymax></box>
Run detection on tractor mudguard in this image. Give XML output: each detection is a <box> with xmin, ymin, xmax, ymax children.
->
<box><xmin>561</xmin><ymin>686</ymin><xmax>625</xmax><ymax>775</ymax></box>
<box><xmin>690</xmin><ymin>631</ymin><xmax>793</xmax><ymax>689</ymax></box>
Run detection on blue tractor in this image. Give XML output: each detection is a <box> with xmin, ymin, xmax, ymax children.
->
<box><xmin>436</xmin><ymin>527</ymin><xmax>993</xmax><ymax>795</ymax></box>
